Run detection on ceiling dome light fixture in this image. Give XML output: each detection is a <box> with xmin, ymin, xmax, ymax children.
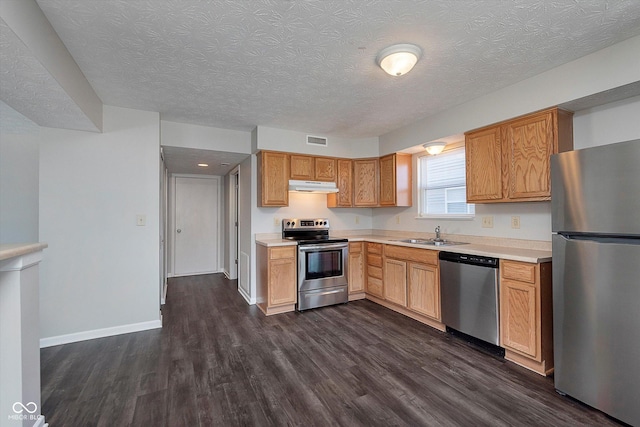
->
<box><xmin>423</xmin><ymin>141</ymin><xmax>447</xmax><ymax>155</ymax></box>
<box><xmin>377</xmin><ymin>43</ymin><xmax>422</xmax><ymax>76</ymax></box>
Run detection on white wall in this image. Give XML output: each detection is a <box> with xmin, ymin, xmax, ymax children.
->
<box><xmin>161</xmin><ymin>120</ymin><xmax>252</xmax><ymax>153</ymax></box>
<box><xmin>238</xmin><ymin>155</ymin><xmax>254</xmax><ymax>303</ymax></box>
<box><xmin>0</xmin><ymin>131</ymin><xmax>40</xmax><ymax>243</ymax></box>
<box><xmin>39</xmin><ymin>105</ymin><xmax>161</xmax><ymax>343</ymax></box>
<box><xmin>256</xmin><ymin>126</ymin><xmax>379</xmax><ymax>158</ymax></box>
<box><xmin>573</xmin><ymin>95</ymin><xmax>640</xmax><ymax>149</ymax></box>
<box><xmin>379</xmin><ymin>35</ymin><xmax>640</xmax><ymax>155</ymax></box>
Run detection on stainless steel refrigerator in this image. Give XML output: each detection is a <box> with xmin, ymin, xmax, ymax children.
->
<box><xmin>551</xmin><ymin>139</ymin><xmax>640</xmax><ymax>426</ymax></box>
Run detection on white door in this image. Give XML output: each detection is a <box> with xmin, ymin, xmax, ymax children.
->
<box><xmin>174</xmin><ymin>176</ymin><xmax>219</xmax><ymax>276</ymax></box>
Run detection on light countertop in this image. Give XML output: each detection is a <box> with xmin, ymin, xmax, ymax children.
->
<box><xmin>256</xmin><ymin>235</ymin><xmax>551</xmax><ymax>263</ymax></box>
<box><xmin>0</xmin><ymin>243</ymin><xmax>48</xmax><ymax>261</ymax></box>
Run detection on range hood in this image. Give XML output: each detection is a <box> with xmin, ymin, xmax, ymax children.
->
<box><xmin>288</xmin><ymin>179</ymin><xmax>339</xmax><ymax>193</ymax></box>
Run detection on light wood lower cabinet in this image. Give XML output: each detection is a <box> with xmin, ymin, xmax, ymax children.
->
<box><xmin>365</xmin><ymin>242</ymin><xmax>383</xmax><ymax>298</ymax></box>
<box><xmin>348</xmin><ymin>242</ymin><xmax>365</xmax><ymax>300</ymax></box>
<box><xmin>383</xmin><ymin>258</ymin><xmax>407</xmax><ymax>306</ymax></box>
<box><xmin>500</xmin><ymin>260</ymin><xmax>553</xmax><ymax>375</ymax></box>
<box><xmin>407</xmin><ymin>262</ymin><xmax>440</xmax><ymax>320</ymax></box>
<box><xmin>257</xmin><ymin>245</ymin><xmax>297</xmax><ymax>315</ymax></box>
<box><xmin>382</xmin><ymin>245</ymin><xmax>440</xmax><ymax>321</ymax></box>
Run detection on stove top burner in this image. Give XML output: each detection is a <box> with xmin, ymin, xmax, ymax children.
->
<box><xmin>282</xmin><ymin>218</ymin><xmax>346</xmax><ymax>245</ymax></box>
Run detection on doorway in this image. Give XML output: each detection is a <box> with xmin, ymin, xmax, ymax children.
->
<box><xmin>171</xmin><ymin>175</ymin><xmax>222</xmax><ymax>276</ymax></box>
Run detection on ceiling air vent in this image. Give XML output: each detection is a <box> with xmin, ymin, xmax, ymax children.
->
<box><xmin>307</xmin><ymin>135</ymin><xmax>328</xmax><ymax>147</ymax></box>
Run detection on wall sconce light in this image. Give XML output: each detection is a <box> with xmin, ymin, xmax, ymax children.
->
<box><xmin>376</xmin><ymin>44</ymin><xmax>422</xmax><ymax>76</ymax></box>
<box><xmin>423</xmin><ymin>141</ymin><xmax>446</xmax><ymax>155</ymax></box>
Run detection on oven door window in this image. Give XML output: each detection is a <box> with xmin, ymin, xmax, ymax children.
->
<box><xmin>305</xmin><ymin>250</ymin><xmax>343</xmax><ymax>280</ymax></box>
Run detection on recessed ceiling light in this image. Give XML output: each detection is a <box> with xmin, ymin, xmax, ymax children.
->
<box><xmin>197</xmin><ymin>163</ymin><xmax>209</xmax><ymax>167</ymax></box>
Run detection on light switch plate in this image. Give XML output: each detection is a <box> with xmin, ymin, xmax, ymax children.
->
<box><xmin>511</xmin><ymin>216</ymin><xmax>521</xmax><ymax>229</ymax></box>
<box><xmin>274</xmin><ymin>217</ymin><xmax>281</xmax><ymax>227</ymax></box>
<box><xmin>136</xmin><ymin>214</ymin><xmax>146</xmax><ymax>226</ymax></box>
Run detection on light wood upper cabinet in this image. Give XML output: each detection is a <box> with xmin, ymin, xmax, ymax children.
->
<box><xmin>348</xmin><ymin>242</ymin><xmax>365</xmax><ymax>295</ymax></box>
<box><xmin>354</xmin><ymin>159</ymin><xmax>379</xmax><ymax>207</ymax></box>
<box><xmin>258</xmin><ymin>151</ymin><xmax>289</xmax><ymax>207</ymax></box>
<box><xmin>256</xmin><ymin>245</ymin><xmax>297</xmax><ymax>315</ymax></box>
<box><xmin>290</xmin><ymin>155</ymin><xmax>336</xmax><ymax>182</ymax></box>
<box><xmin>500</xmin><ymin>260</ymin><xmax>553</xmax><ymax>375</ymax></box>
<box><xmin>465</xmin><ymin>126</ymin><xmax>504</xmax><ymax>202</ymax></box>
<box><xmin>465</xmin><ymin>107</ymin><xmax>573</xmax><ymax>203</ymax></box>
<box><xmin>379</xmin><ymin>153</ymin><xmax>412</xmax><ymax>207</ymax></box>
<box><xmin>314</xmin><ymin>157</ymin><xmax>336</xmax><ymax>182</ymax></box>
<box><xmin>289</xmin><ymin>155</ymin><xmax>314</xmax><ymax>180</ymax></box>
<box><xmin>327</xmin><ymin>159</ymin><xmax>353</xmax><ymax>207</ymax></box>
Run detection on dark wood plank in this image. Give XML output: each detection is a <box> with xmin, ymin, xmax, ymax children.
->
<box><xmin>41</xmin><ymin>273</ymin><xmax>623</xmax><ymax>426</ymax></box>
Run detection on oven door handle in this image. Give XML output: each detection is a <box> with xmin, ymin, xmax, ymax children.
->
<box><xmin>298</xmin><ymin>243</ymin><xmax>348</xmax><ymax>251</ymax></box>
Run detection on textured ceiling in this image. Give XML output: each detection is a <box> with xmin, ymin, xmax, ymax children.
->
<box><xmin>0</xmin><ymin>18</ymin><xmax>98</xmax><ymax>132</ymax></box>
<box><xmin>22</xmin><ymin>0</ymin><xmax>640</xmax><ymax>139</ymax></box>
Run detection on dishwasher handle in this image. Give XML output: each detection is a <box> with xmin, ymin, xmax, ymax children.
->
<box><xmin>439</xmin><ymin>251</ymin><xmax>499</xmax><ymax>268</ymax></box>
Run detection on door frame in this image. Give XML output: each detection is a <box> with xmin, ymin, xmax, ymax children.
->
<box><xmin>227</xmin><ymin>166</ymin><xmax>240</xmax><ymax>280</ymax></box>
<box><xmin>169</xmin><ymin>173</ymin><xmax>223</xmax><ymax>277</ymax></box>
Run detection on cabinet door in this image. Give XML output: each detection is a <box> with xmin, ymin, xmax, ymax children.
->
<box><xmin>348</xmin><ymin>247</ymin><xmax>364</xmax><ymax>294</ymax></box>
<box><xmin>465</xmin><ymin>126</ymin><xmax>504</xmax><ymax>202</ymax></box>
<box><xmin>407</xmin><ymin>263</ymin><xmax>440</xmax><ymax>320</ymax></box>
<box><xmin>354</xmin><ymin>159</ymin><xmax>379</xmax><ymax>206</ymax></box>
<box><xmin>328</xmin><ymin>159</ymin><xmax>353</xmax><ymax>207</ymax></box>
<box><xmin>384</xmin><ymin>258</ymin><xmax>407</xmax><ymax>306</ymax></box>
<box><xmin>269</xmin><ymin>257</ymin><xmax>297</xmax><ymax>306</ymax></box>
<box><xmin>259</xmin><ymin>151</ymin><xmax>289</xmax><ymax>207</ymax></box>
<box><xmin>500</xmin><ymin>278</ymin><xmax>539</xmax><ymax>358</ymax></box>
<box><xmin>379</xmin><ymin>154</ymin><xmax>396</xmax><ymax>206</ymax></box>
<box><xmin>506</xmin><ymin>110</ymin><xmax>554</xmax><ymax>200</ymax></box>
<box><xmin>315</xmin><ymin>157</ymin><xmax>336</xmax><ymax>182</ymax></box>
<box><xmin>290</xmin><ymin>155</ymin><xmax>314</xmax><ymax>180</ymax></box>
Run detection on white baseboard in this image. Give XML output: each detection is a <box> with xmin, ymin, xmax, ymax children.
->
<box><xmin>237</xmin><ymin>286</ymin><xmax>256</xmax><ymax>305</ymax></box>
<box><xmin>32</xmin><ymin>415</ymin><xmax>47</xmax><ymax>427</ymax></box>
<box><xmin>40</xmin><ymin>319</ymin><xmax>162</xmax><ymax>348</ymax></box>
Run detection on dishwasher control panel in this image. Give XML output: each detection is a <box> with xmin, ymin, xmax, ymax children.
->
<box><xmin>439</xmin><ymin>252</ymin><xmax>499</xmax><ymax>268</ymax></box>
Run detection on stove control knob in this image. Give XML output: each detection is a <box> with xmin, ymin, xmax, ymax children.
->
<box><xmin>323</xmin><ymin>221</ymin><xmax>327</xmax><ymax>225</ymax></box>
<box><xmin>286</xmin><ymin>221</ymin><xmax>290</xmax><ymax>226</ymax></box>
<box><xmin>291</xmin><ymin>221</ymin><xmax>295</xmax><ymax>226</ymax></box>
<box><xmin>315</xmin><ymin>221</ymin><xmax>319</xmax><ymax>225</ymax></box>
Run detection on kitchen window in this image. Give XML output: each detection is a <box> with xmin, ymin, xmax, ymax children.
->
<box><xmin>418</xmin><ymin>146</ymin><xmax>475</xmax><ymax>218</ymax></box>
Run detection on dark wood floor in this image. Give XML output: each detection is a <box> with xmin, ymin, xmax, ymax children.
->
<box><xmin>41</xmin><ymin>273</ymin><xmax>622</xmax><ymax>426</ymax></box>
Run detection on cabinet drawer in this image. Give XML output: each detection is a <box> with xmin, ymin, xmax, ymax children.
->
<box><xmin>270</xmin><ymin>246</ymin><xmax>296</xmax><ymax>260</ymax></box>
<box><xmin>367</xmin><ymin>277</ymin><xmax>383</xmax><ymax>296</ymax></box>
<box><xmin>367</xmin><ymin>254</ymin><xmax>383</xmax><ymax>268</ymax></box>
<box><xmin>367</xmin><ymin>242</ymin><xmax>383</xmax><ymax>254</ymax></box>
<box><xmin>368</xmin><ymin>265</ymin><xmax>383</xmax><ymax>280</ymax></box>
<box><xmin>502</xmin><ymin>260</ymin><xmax>536</xmax><ymax>283</ymax></box>
<box><xmin>349</xmin><ymin>242</ymin><xmax>363</xmax><ymax>253</ymax></box>
<box><xmin>385</xmin><ymin>245</ymin><xmax>438</xmax><ymax>265</ymax></box>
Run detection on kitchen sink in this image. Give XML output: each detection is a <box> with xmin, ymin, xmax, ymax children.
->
<box><xmin>394</xmin><ymin>238</ymin><xmax>468</xmax><ymax>247</ymax></box>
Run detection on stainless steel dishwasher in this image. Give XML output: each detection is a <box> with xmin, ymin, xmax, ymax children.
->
<box><xmin>439</xmin><ymin>252</ymin><xmax>500</xmax><ymax>345</ymax></box>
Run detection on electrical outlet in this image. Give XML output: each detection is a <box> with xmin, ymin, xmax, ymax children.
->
<box><xmin>396</xmin><ymin>215</ymin><xmax>400</xmax><ymax>224</ymax></box>
<box><xmin>511</xmin><ymin>216</ymin><xmax>521</xmax><ymax>229</ymax></box>
<box><xmin>355</xmin><ymin>216</ymin><xmax>360</xmax><ymax>225</ymax></box>
<box><xmin>274</xmin><ymin>217</ymin><xmax>280</xmax><ymax>227</ymax></box>
<box><xmin>482</xmin><ymin>216</ymin><xmax>494</xmax><ymax>228</ymax></box>
<box><xmin>136</xmin><ymin>214</ymin><xmax>146</xmax><ymax>226</ymax></box>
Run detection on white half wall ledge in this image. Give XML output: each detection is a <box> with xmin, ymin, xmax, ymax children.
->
<box><xmin>39</xmin><ymin>319</ymin><xmax>162</xmax><ymax>348</ymax></box>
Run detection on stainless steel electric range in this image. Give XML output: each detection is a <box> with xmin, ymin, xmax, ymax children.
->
<box><xmin>282</xmin><ymin>218</ymin><xmax>348</xmax><ymax>311</ymax></box>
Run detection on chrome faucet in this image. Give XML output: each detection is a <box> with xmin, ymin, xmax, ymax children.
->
<box><xmin>435</xmin><ymin>225</ymin><xmax>442</xmax><ymax>241</ymax></box>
